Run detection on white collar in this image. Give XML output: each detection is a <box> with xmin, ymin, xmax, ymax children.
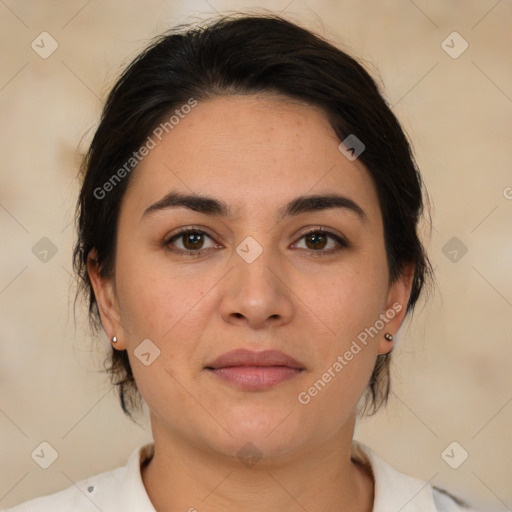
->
<box><xmin>121</xmin><ymin>440</ymin><xmax>440</xmax><ymax>511</ymax></box>
<box><xmin>88</xmin><ymin>443</ymin><xmax>156</xmax><ymax>511</ymax></box>
<box><xmin>351</xmin><ymin>440</ymin><xmax>438</xmax><ymax>511</ymax></box>
<box><xmin>7</xmin><ymin>440</ymin><xmax>462</xmax><ymax>511</ymax></box>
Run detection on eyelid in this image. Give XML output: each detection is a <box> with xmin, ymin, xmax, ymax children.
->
<box><xmin>296</xmin><ymin>226</ymin><xmax>348</xmax><ymax>243</ymax></box>
<box><xmin>164</xmin><ymin>225</ymin><xmax>348</xmax><ymax>255</ymax></box>
<box><xmin>291</xmin><ymin>226</ymin><xmax>349</xmax><ymax>251</ymax></box>
<box><xmin>164</xmin><ymin>225</ymin><xmax>221</xmax><ymax>248</ymax></box>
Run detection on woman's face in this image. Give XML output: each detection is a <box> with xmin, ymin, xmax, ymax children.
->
<box><xmin>90</xmin><ymin>94</ymin><xmax>412</xmax><ymax>459</ymax></box>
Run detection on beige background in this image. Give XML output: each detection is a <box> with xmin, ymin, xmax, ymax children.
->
<box><xmin>1</xmin><ymin>0</ymin><xmax>511</xmax><ymax>510</ymax></box>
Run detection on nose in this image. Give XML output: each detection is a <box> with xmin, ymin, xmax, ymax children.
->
<box><xmin>219</xmin><ymin>245</ymin><xmax>294</xmax><ymax>330</ymax></box>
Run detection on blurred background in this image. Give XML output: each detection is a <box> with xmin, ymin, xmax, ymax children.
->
<box><xmin>0</xmin><ymin>0</ymin><xmax>511</xmax><ymax>510</ymax></box>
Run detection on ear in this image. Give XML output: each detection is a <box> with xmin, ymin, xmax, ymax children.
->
<box><xmin>377</xmin><ymin>262</ymin><xmax>415</xmax><ymax>355</ymax></box>
<box><xmin>87</xmin><ymin>248</ymin><xmax>127</xmax><ymax>350</ymax></box>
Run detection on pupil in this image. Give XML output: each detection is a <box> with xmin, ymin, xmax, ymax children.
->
<box><xmin>308</xmin><ymin>233</ymin><xmax>326</xmax><ymax>250</ymax></box>
<box><xmin>185</xmin><ymin>232</ymin><xmax>203</xmax><ymax>249</ymax></box>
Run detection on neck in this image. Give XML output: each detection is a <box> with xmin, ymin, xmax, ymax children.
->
<box><xmin>141</xmin><ymin>415</ymin><xmax>374</xmax><ymax>512</ymax></box>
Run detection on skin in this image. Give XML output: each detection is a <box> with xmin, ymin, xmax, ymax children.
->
<box><xmin>88</xmin><ymin>94</ymin><xmax>414</xmax><ymax>512</ymax></box>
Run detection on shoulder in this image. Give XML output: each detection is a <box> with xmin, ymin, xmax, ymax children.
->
<box><xmin>2</xmin><ymin>444</ymin><xmax>156</xmax><ymax>512</ymax></box>
<box><xmin>351</xmin><ymin>440</ymin><xmax>482</xmax><ymax>512</ymax></box>
<box><xmin>2</xmin><ymin>467</ymin><xmax>125</xmax><ymax>512</ymax></box>
<box><xmin>432</xmin><ymin>486</ymin><xmax>481</xmax><ymax>511</ymax></box>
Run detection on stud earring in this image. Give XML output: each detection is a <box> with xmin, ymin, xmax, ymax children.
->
<box><xmin>112</xmin><ymin>336</ymin><xmax>118</xmax><ymax>344</ymax></box>
<box><xmin>384</xmin><ymin>333</ymin><xmax>393</xmax><ymax>341</ymax></box>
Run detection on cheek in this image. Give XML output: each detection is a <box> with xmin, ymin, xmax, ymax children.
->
<box><xmin>114</xmin><ymin>247</ymin><xmax>218</xmax><ymax>367</ymax></box>
<box><xmin>295</xmin><ymin>265</ymin><xmax>386</xmax><ymax>411</ymax></box>
<box><xmin>295</xmin><ymin>251</ymin><xmax>389</xmax><ymax>409</ymax></box>
<box><xmin>115</xmin><ymin>243</ymin><xmax>184</xmax><ymax>330</ymax></box>
<box><xmin>308</xmin><ymin>254</ymin><xmax>389</xmax><ymax>343</ymax></box>
<box><xmin>114</xmin><ymin>256</ymin><xmax>212</xmax><ymax>413</ymax></box>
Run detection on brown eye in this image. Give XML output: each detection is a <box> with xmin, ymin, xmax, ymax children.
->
<box><xmin>165</xmin><ymin>229</ymin><xmax>216</xmax><ymax>254</ymax></box>
<box><xmin>293</xmin><ymin>229</ymin><xmax>348</xmax><ymax>254</ymax></box>
<box><xmin>181</xmin><ymin>231</ymin><xmax>205</xmax><ymax>250</ymax></box>
<box><xmin>304</xmin><ymin>232</ymin><xmax>328</xmax><ymax>250</ymax></box>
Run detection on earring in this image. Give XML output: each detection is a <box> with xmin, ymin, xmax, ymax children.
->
<box><xmin>384</xmin><ymin>333</ymin><xmax>393</xmax><ymax>341</ymax></box>
<box><xmin>112</xmin><ymin>336</ymin><xmax>118</xmax><ymax>344</ymax></box>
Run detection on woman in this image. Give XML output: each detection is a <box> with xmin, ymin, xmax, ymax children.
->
<box><xmin>6</xmin><ymin>13</ymin><xmax>480</xmax><ymax>512</ymax></box>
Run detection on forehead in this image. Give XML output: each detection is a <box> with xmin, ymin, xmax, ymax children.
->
<box><xmin>123</xmin><ymin>94</ymin><xmax>381</xmax><ymax>225</ymax></box>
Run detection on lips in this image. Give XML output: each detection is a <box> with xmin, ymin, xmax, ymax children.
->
<box><xmin>206</xmin><ymin>349</ymin><xmax>304</xmax><ymax>370</ymax></box>
<box><xmin>205</xmin><ymin>349</ymin><xmax>305</xmax><ymax>391</ymax></box>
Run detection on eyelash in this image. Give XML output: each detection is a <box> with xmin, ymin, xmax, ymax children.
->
<box><xmin>163</xmin><ymin>226</ymin><xmax>349</xmax><ymax>257</ymax></box>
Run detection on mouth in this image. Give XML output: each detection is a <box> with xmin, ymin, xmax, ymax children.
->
<box><xmin>204</xmin><ymin>349</ymin><xmax>305</xmax><ymax>391</ymax></box>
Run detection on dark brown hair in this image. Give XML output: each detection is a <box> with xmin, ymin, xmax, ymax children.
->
<box><xmin>73</xmin><ymin>13</ymin><xmax>434</xmax><ymax>420</ymax></box>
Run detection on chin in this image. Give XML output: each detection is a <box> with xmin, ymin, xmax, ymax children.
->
<box><xmin>200</xmin><ymin>408</ymin><xmax>312</xmax><ymax>463</ymax></box>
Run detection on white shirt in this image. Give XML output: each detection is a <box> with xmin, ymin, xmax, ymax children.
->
<box><xmin>3</xmin><ymin>441</ymin><xmax>480</xmax><ymax>511</ymax></box>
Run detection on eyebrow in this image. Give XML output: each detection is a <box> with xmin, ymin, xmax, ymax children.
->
<box><xmin>141</xmin><ymin>191</ymin><xmax>368</xmax><ymax>224</ymax></box>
